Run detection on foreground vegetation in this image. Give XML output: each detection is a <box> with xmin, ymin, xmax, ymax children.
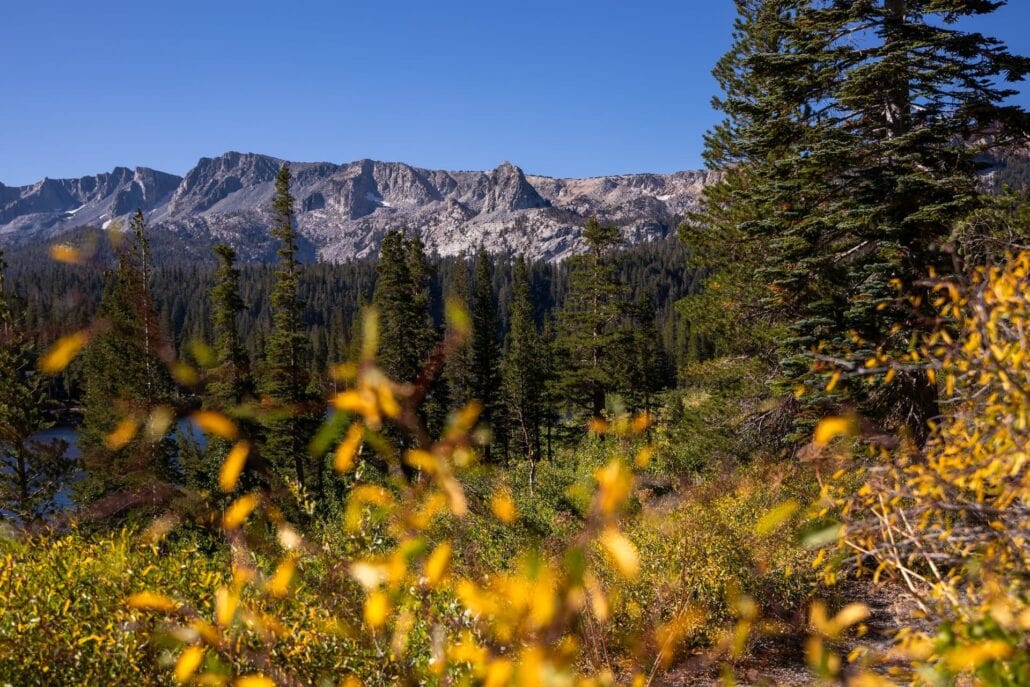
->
<box><xmin>1</xmin><ymin>2</ymin><xmax>1029</xmax><ymax>686</ymax></box>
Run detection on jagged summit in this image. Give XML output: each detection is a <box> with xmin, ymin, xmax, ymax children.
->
<box><xmin>0</xmin><ymin>153</ymin><xmax>717</xmax><ymax>261</ymax></box>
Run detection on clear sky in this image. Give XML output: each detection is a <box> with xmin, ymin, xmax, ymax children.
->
<box><xmin>2</xmin><ymin>1</ymin><xmax>1028</xmax><ymax>185</ymax></box>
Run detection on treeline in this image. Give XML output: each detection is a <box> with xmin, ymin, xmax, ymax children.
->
<box><xmin>1</xmin><ymin>164</ymin><xmax>704</xmax><ymax>517</ymax></box>
<box><xmin>6</xmin><ymin>231</ymin><xmax>704</xmax><ymax>406</ymax></box>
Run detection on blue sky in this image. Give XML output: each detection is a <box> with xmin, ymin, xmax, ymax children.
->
<box><xmin>2</xmin><ymin>1</ymin><xmax>1028</xmax><ymax>185</ymax></box>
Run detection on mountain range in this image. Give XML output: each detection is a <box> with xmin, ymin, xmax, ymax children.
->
<box><xmin>0</xmin><ymin>152</ymin><xmax>719</xmax><ymax>262</ymax></box>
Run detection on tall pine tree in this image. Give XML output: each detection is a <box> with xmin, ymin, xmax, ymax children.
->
<box><xmin>502</xmin><ymin>256</ymin><xmax>545</xmax><ymax>463</ymax></box>
<box><xmin>555</xmin><ymin>218</ymin><xmax>626</xmax><ymax>419</ymax></box>
<box><xmin>259</xmin><ymin>165</ymin><xmax>317</xmax><ymax>490</ymax></box>
<box><xmin>471</xmin><ymin>247</ymin><xmax>502</xmax><ymax>461</ymax></box>
<box><xmin>186</xmin><ymin>243</ymin><xmax>255</xmax><ymax>492</ymax></box>
<box><xmin>690</xmin><ymin>0</ymin><xmax>1030</xmax><ymax>443</ymax></box>
<box><xmin>77</xmin><ymin>215</ymin><xmax>175</xmax><ymax>503</ymax></box>
<box><xmin>443</xmin><ymin>255</ymin><xmax>476</xmax><ymax>406</ymax></box>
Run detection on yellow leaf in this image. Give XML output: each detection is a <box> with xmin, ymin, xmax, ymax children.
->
<box><xmin>364</xmin><ymin>589</ymin><xmax>390</xmax><ymax>629</ymax></box>
<box><xmin>49</xmin><ymin>243</ymin><xmax>83</xmax><ymax>264</ymax></box>
<box><xmin>452</xmin><ymin>402</ymin><xmax>482</xmax><ymax>434</ymax></box>
<box><xmin>490</xmin><ymin>491</ymin><xmax>517</xmax><ymax>524</ymax></box>
<box><xmin>334</xmin><ymin>423</ymin><xmax>363</xmax><ymax>473</ymax></box>
<box><xmin>193</xmin><ymin>411</ymin><xmax>238</xmax><ymax>440</ymax></box>
<box><xmin>754</xmin><ymin>500</ymin><xmax>799</xmax><ymax>536</ymax></box>
<box><xmin>442</xmin><ymin>476</ymin><xmax>467</xmax><ymax>517</ymax></box>
<box><xmin>601</xmin><ymin>528</ymin><xmax>640</xmax><ymax>579</ymax></box>
<box><xmin>484</xmin><ymin>659</ymin><xmax>513</xmax><ymax>687</ymax></box>
<box><xmin>267</xmin><ymin>558</ymin><xmax>294</xmax><ymax>598</ymax></box>
<box><xmin>813</xmin><ymin>416</ymin><xmax>855</xmax><ymax>447</ymax></box>
<box><xmin>174</xmin><ymin>646</ymin><xmax>205</xmax><ymax>683</ymax></box>
<box><xmin>39</xmin><ymin>331</ymin><xmax>89</xmax><ymax>373</ymax></box>
<box><xmin>425</xmin><ymin>542</ymin><xmax>452</xmax><ymax>587</ymax></box>
<box><xmin>825</xmin><ymin>371</ymin><xmax>841</xmax><ymax>392</ymax></box>
<box><xmin>126</xmin><ymin>591</ymin><xmax>178</xmax><ymax>613</ymax></box>
<box><xmin>404</xmin><ymin>449</ymin><xmax>438</xmax><ymax>474</ymax></box>
<box><xmin>215</xmin><ymin>587</ymin><xmax>238</xmax><ymax>627</ymax></box>
<box><xmin>944</xmin><ymin>640</ymin><xmax>1013</xmax><ymax>672</ymax></box>
<box><xmin>333</xmin><ymin>389</ymin><xmax>378</xmax><ymax>420</ymax></box>
<box><xmin>219</xmin><ymin>441</ymin><xmax>250</xmax><ymax>492</ymax></box>
<box><xmin>235</xmin><ymin>676</ymin><xmax>275</xmax><ymax>687</ymax></box>
<box><xmin>105</xmin><ymin>417</ymin><xmax>140</xmax><ymax>451</ymax></box>
<box><xmin>830</xmin><ymin>603</ymin><xmax>869</xmax><ymax>633</ymax></box>
<box><xmin>375</xmin><ymin>383</ymin><xmax>401</xmax><ymax>419</ymax></box>
<box><xmin>223</xmin><ymin>493</ymin><xmax>260</xmax><ymax>530</ymax></box>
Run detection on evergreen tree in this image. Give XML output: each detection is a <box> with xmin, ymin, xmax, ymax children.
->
<box><xmin>690</xmin><ymin>0</ymin><xmax>1030</xmax><ymax>443</ymax></box>
<box><xmin>187</xmin><ymin>243</ymin><xmax>254</xmax><ymax>491</ymax></box>
<box><xmin>621</xmin><ymin>292</ymin><xmax>673</xmax><ymax>414</ymax></box>
<box><xmin>502</xmin><ymin>256</ymin><xmax>544</xmax><ymax>464</ymax></box>
<box><xmin>209</xmin><ymin>244</ymin><xmax>252</xmax><ymax>408</ymax></box>
<box><xmin>77</xmin><ymin>216</ymin><xmax>175</xmax><ymax>503</ymax></box>
<box><xmin>555</xmin><ymin>218</ymin><xmax>626</xmax><ymax>418</ymax></box>
<box><xmin>374</xmin><ymin>229</ymin><xmax>444</xmax><ymax>439</ymax></box>
<box><xmin>375</xmin><ymin>230</ymin><xmax>430</xmax><ymax>384</ymax></box>
<box><xmin>443</xmin><ymin>255</ymin><xmax>476</xmax><ymax>406</ymax></box>
<box><xmin>471</xmin><ymin>247</ymin><xmax>502</xmax><ymax>461</ymax></box>
<box><xmin>259</xmin><ymin>165</ymin><xmax>317</xmax><ymax>490</ymax></box>
<box><xmin>0</xmin><ymin>251</ymin><xmax>71</xmax><ymax>521</ymax></box>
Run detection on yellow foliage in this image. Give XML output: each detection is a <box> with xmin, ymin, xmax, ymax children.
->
<box><xmin>126</xmin><ymin>591</ymin><xmax>179</xmax><ymax>612</ymax></box>
<box><xmin>825</xmin><ymin>251</ymin><xmax>1030</xmax><ymax>683</ymax></box>
<box><xmin>192</xmin><ymin>411</ymin><xmax>239</xmax><ymax>440</ymax></box>
<box><xmin>39</xmin><ymin>330</ymin><xmax>89</xmax><ymax>373</ymax></box>
<box><xmin>218</xmin><ymin>441</ymin><xmax>250</xmax><ymax>492</ymax></box>
<box><xmin>173</xmin><ymin>646</ymin><xmax>205</xmax><ymax>683</ymax></box>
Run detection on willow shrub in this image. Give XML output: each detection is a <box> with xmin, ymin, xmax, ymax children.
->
<box><xmin>814</xmin><ymin>251</ymin><xmax>1030</xmax><ymax>685</ymax></box>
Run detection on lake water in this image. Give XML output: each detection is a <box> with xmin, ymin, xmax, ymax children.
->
<box><xmin>2</xmin><ymin>420</ymin><xmax>206</xmax><ymax>517</ymax></box>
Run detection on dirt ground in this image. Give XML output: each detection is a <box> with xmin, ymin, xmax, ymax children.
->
<box><xmin>652</xmin><ymin>581</ymin><xmax>926</xmax><ymax>686</ymax></box>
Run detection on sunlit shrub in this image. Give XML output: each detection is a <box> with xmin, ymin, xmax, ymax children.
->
<box><xmin>819</xmin><ymin>251</ymin><xmax>1030</xmax><ymax>685</ymax></box>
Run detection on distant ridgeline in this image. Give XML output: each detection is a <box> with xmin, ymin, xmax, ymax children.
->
<box><xmin>3</xmin><ymin>232</ymin><xmax>703</xmax><ymax>405</ymax></box>
<box><xmin>0</xmin><ymin>152</ymin><xmax>716</xmax><ymax>262</ymax></box>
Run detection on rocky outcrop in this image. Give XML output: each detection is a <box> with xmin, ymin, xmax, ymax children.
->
<box><xmin>0</xmin><ymin>152</ymin><xmax>715</xmax><ymax>261</ymax></box>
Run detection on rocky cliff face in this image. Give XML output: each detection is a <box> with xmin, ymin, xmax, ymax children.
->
<box><xmin>0</xmin><ymin>152</ymin><xmax>718</xmax><ymax>261</ymax></box>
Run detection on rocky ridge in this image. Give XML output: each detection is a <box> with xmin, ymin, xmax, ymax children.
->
<box><xmin>0</xmin><ymin>152</ymin><xmax>717</xmax><ymax>261</ymax></box>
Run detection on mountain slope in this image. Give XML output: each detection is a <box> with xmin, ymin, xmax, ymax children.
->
<box><xmin>0</xmin><ymin>152</ymin><xmax>717</xmax><ymax>261</ymax></box>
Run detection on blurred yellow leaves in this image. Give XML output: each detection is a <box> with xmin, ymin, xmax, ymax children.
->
<box><xmin>594</xmin><ymin>460</ymin><xmax>632</xmax><ymax>515</ymax></box>
<box><xmin>813</xmin><ymin>416</ymin><xmax>855</xmax><ymax>447</ymax></box>
<box><xmin>126</xmin><ymin>591</ymin><xmax>178</xmax><ymax>613</ymax></box>
<box><xmin>49</xmin><ymin>243</ymin><xmax>84</xmax><ymax>264</ymax></box>
<box><xmin>490</xmin><ymin>491</ymin><xmax>517</xmax><ymax>524</ymax></box>
<box><xmin>222</xmin><ymin>494</ymin><xmax>260</xmax><ymax>530</ymax></box>
<box><xmin>215</xmin><ymin>587</ymin><xmax>238</xmax><ymax>627</ymax></box>
<box><xmin>104</xmin><ymin>417</ymin><xmax>139</xmax><ymax>451</ymax></box>
<box><xmin>334</xmin><ymin>423</ymin><xmax>363</xmax><ymax>473</ymax></box>
<box><xmin>39</xmin><ymin>330</ymin><xmax>89</xmax><ymax>373</ymax></box>
<box><xmin>173</xmin><ymin>646</ymin><xmax>204</xmax><ymax>683</ymax></box>
<box><xmin>600</xmin><ymin>528</ymin><xmax>640</xmax><ymax>579</ymax></box>
<box><xmin>193</xmin><ymin>411</ymin><xmax>238</xmax><ymax>440</ymax></box>
<box><xmin>943</xmin><ymin>640</ymin><xmax>1013</xmax><ymax>671</ymax></box>
<box><xmin>424</xmin><ymin>542</ymin><xmax>452</xmax><ymax>587</ymax></box>
<box><xmin>363</xmin><ymin>589</ymin><xmax>390</xmax><ymax>629</ymax></box>
<box><xmin>754</xmin><ymin>499</ymin><xmax>799</xmax><ymax>536</ymax></box>
<box><xmin>235</xmin><ymin>676</ymin><xmax>275</xmax><ymax>687</ymax></box>
<box><xmin>267</xmin><ymin>558</ymin><xmax>295</xmax><ymax>598</ymax></box>
<box><xmin>218</xmin><ymin>441</ymin><xmax>250</xmax><ymax>492</ymax></box>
